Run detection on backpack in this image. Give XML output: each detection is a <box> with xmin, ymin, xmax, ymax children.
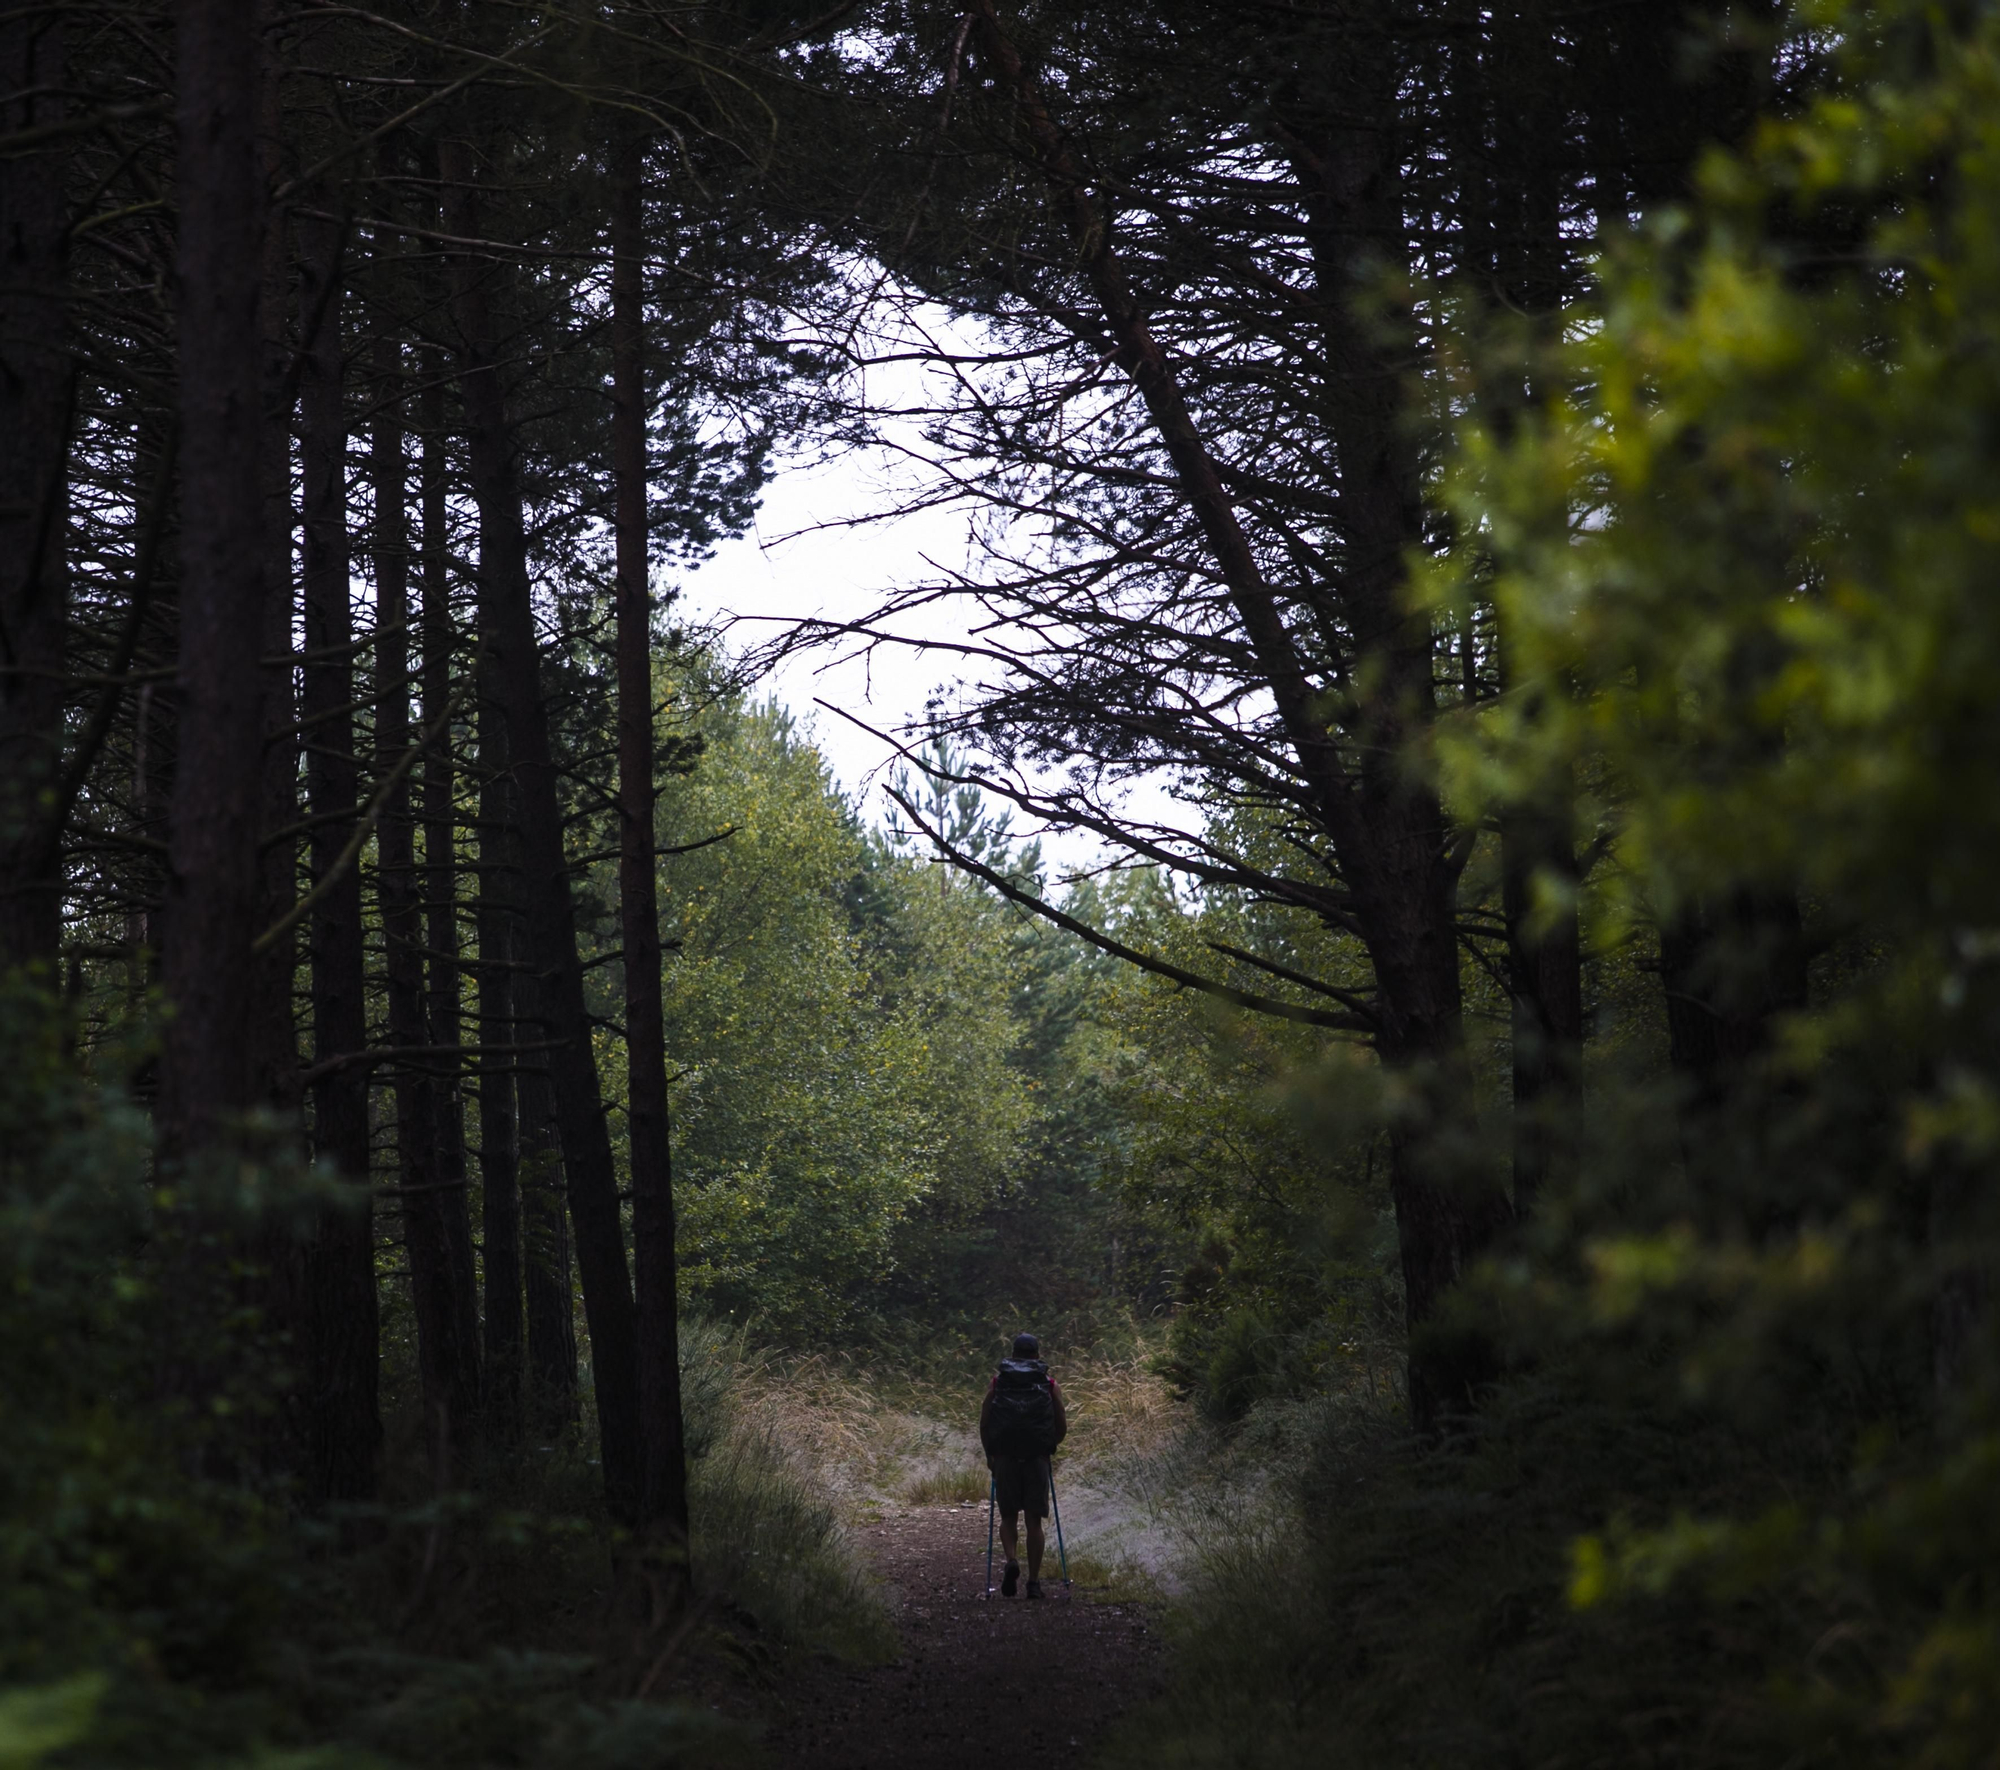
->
<box><xmin>987</xmin><ymin>1358</ymin><xmax>1059</xmax><ymax>1459</ymax></box>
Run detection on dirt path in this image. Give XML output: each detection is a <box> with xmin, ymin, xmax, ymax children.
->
<box><xmin>760</xmin><ymin>1503</ymin><xmax>1163</xmax><ymax>1768</ymax></box>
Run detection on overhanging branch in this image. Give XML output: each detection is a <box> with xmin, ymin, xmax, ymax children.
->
<box><xmin>885</xmin><ymin>788</ymin><xmax>1372</xmax><ymax>1035</ymax></box>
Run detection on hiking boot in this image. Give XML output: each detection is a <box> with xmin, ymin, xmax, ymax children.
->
<box><xmin>1026</xmin><ymin>1578</ymin><xmax>1044</xmax><ymax>1600</ymax></box>
<box><xmin>1001</xmin><ymin>1560</ymin><xmax>1020</xmax><ymax>1597</ymax></box>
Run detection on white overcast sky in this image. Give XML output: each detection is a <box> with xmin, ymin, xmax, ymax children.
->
<box><xmin>676</xmin><ymin>447</ymin><xmax>971</xmax><ymax>807</ymax></box>
<box><xmin>673</xmin><ymin>348</ymin><xmax>1189</xmax><ymax>880</ymax></box>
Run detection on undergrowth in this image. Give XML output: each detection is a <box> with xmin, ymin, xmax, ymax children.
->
<box><xmin>730</xmin><ymin>1335</ymin><xmax>1184</xmax><ymax>1512</ymax></box>
<box><xmin>0</xmin><ymin>983</ymin><xmax>886</xmax><ymax>1769</ymax></box>
<box><xmin>683</xmin><ymin>1328</ymin><xmax>898</xmax><ymax>1669</ymax></box>
<box><xmin>1097</xmin><ymin>1364</ymin><xmax>1899</xmax><ymax>1770</ymax></box>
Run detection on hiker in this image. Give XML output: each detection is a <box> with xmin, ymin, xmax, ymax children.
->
<box><xmin>980</xmin><ymin>1330</ymin><xmax>1067</xmax><ymax>1598</ymax></box>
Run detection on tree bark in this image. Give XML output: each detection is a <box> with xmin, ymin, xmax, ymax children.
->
<box><xmin>612</xmin><ymin>138</ymin><xmax>690</xmax><ymax>1549</ymax></box>
<box><xmin>396</xmin><ymin>877</ymin><xmax>484</xmax><ymax>1454</ymax></box>
<box><xmin>378</xmin><ymin>325</ymin><xmax>490</xmax><ymax>1480</ymax></box>
<box><xmin>248</xmin><ymin>39</ymin><xmax>300</xmax><ymax>1125</ymax></box>
<box><xmin>1290</xmin><ymin>78</ymin><xmax>1513</xmax><ymax>1401</ymax></box>
<box><xmin>519</xmin><ymin>976</ymin><xmax>579</xmax><ymax>1435</ymax></box>
<box><xmin>0</xmin><ymin>0</ymin><xmax>71</xmax><ymax>975</ymax></box>
<box><xmin>477</xmin><ymin>681</ymin><xmax>524</xmax><ymax>1447</ymax></box>
<box><xmin>242</xmin><ymin>40</ymin><xmax>319</xmax><ymax>1491</ymax></box>
<box><xmin>443</xmin><ymin>141</ymin><xmax>641</xmax><ymax>1519</ymax></box>
<box><xmin>1502</xmin><ymin>795</ymin><xmax>1583</xmax><ymax>1214</ymax></box>
<box><xmin>377</xmin><ymin>339</ymin><xmax>434</xmax><ymax>1278</ymax></box>
<box><xmin>296</xmin><ymin>211</ymin><xmax>382</xmax><ymax>1504</ymax></box>
<box><xmin>399</xmin><ymin>357</ymin><xmax>485</xmax><ymax>1461</ymax></box>
<box><xmin>365</xmin><ymin>333</ymin><xmax>478</xmax><ymax>1461</ymax></box>
<box><xmin>159</xmin><ymin>0</ymin><xmax>268</xmax><ymax>1157</ymax></box>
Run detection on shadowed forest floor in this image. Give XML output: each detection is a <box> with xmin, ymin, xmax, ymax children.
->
<box><xmin>759</xmin><ymin>1503</ymin><xmax>1163</xmax><ymax>1768</ymax></box>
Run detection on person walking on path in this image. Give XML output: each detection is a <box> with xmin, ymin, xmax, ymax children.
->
<box><xmin>980</xmin><ymin>1331</ymin><xmax>1068</xmax><ymax>1598</ymax></box>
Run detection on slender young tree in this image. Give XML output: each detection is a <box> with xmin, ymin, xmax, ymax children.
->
<box><xmin>375</xmin><ymin>331</ymin><xmax>433</xmax><ymax>1226</ymax></box>
<box><xmin>299</xmin><ymin>209</ymin><xmax>366</xmax><ymax>1191</ymax></box>
<box><xmin>443</xmin><ymin>135</ymin><xmax>642</xmax><ymax>1519</ymax></box>
<box><xmin>418</xmin><ymin>366</ymin><xmax>471</xmax><ymax>1275</ymax></box>
<box><xmin>518</xmin><ymin>986</ymin><xmax>578</xmax><ymax>1433</ymax></box>
<box><xmin>377</xmin><ymin>328</ymin><xmax>474</xmax><ymax>1485</ymax></box>
<box><xmin>1475</xmin><ymin>3</ymin><xmax>1585</xmax><ymax>1213</ymax></box>
<box><xmin>612</xmin><ymin>136</ymin><xmax>690</xmax><ymax>1550</ymax></box>
<box><xmin>296</xmin><ymin>210</ymin><xmax>382</xmax><ymax>1500</ymax></box>
<box><xmin>477</xmin><ymin>680</ymin><xmax>525</xmax><ymax>1445</ymax></box>
<box><xmin>249</xmin><ymin>42</ymin><xmax>302</xmax><ymax>1124</ymax></box>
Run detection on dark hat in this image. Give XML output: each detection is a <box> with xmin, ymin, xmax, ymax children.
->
<box><xmin>1011</xmin><ymin>1331</ymin><xmax>1040</xmax><ymax>1358</ymax></box>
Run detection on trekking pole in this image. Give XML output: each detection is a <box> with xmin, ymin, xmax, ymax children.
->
<box><xmin>1047</xmin><ymin>1458</ymin><xmax>1071</xmax><ymax>1594</ymax></box>
<box><xmin>985</xmin><ymin>1475</ymin><xmax>996</xmax><ymax>1597</ymax></box>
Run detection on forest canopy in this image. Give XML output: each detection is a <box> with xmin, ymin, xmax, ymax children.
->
<box><xmin>2</xmin><ymin>0</ymin><xmax>1999</xmax><ymax>1764</ymax></box>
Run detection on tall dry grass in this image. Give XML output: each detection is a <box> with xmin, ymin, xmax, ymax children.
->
<box><xmin>677</xmin><ymin>1323</ymin><xmax>898</xmax><ymax>1663</ymax></box>
<box><xmin>728</xmin><ymin>1341</ymin><xmax>1187</xmax><ymax>1512</ymax></box>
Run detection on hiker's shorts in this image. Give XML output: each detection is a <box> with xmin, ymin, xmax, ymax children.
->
<box><xmin>990</xmin><ymin>1455</ymin><xmax>1050</xmax><ymax>1519</ymax></box>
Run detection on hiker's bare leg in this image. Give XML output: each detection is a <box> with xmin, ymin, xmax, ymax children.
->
<box><xmin>1026</xmin><ymin>1516</ymin><xmax>1044</xmax><ymax>1581</ymax></box>
<box><xmin>1000</xmin><ymin>1512</ymin><xmax>1020</xmax><ymax>1564</ymax></box>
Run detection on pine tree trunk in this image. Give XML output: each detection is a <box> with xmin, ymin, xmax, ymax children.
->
<box><xmin>468</xmin><ymin>396</ymin><xmax>638</xmax><ymax>1512</ymax></box>
<box><xmin>249</xmin><ymin>47</ymin><xmax>300</xmax><ymax>1125</ymax></box>
<box><xmin>612</xmin><ymin>138</ymin><xmax>690</xmax><ymax>1550</ymax></box>
<box><xmin>297</xmin><ymin>211</ymin><xmax>381</xmax><ymax>1503</ymax></box>
<box><xmin>443</xmin><ymin>142</ymin><xmax>641</xmax><ymax>1520</ymax></box>
<box><xmin>246</xmin><ymin>55</ymin><xmax>319</xmax><ymax>1490</ymax></box>
<box><xmin>477</xmin><ymin>689</ymin><xmax>524</xmax><ymax>1446</ymax></box>
<box><xmin>376</xmin><ymin>340</ymin><xmax>434</xmax><ymax>1257</ymax></box>
<box><xmin>519</xmin><ymin>976</ymin><xmax>579</xmax><ymax>1435</ymax></box>
<box><xmin>397</xmin><ymin>930</ymin><xmax>484</xmax><ymax>1455</ymax></box>
<box><xmin>159</xmin><ymin>0</ymin><xmax>269</xmax><ymax>1157</ymax></box>
<box><xmin>372</xmin><ymin>345</ymin><xmax>478</xmax><ymax>1460</ymax></box>
<box><xmin>418</xmin><ymin>370</ymin><xmax>470</xmax><ymax>1281</ymax></box>
<box><xmin>1289</xmin><ymin>53</ymin><xmax>1513</xmax><ymax>1427</ymax></box>
<box><xmin>1502</xmin><ymin>798</ymin><xmax>1583</xmax><ymax>1214</ymax></box>
<box><xmin>0</xmin><ymin>4</ymin><xmax>71</xmax><ymax>975</ymax></box>
<box><xmin>378</xmin><ymin>329</ymin><xmax>485</xmax><ymax>1474</ymax></box>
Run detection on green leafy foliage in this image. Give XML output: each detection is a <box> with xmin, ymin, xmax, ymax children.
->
<box><xmin>623</xmin><ymin>679</ymin><xmax>1130</xmax><ymax>1339</ymax></box>
<box><xmin>1428</xmin><ymin>6</ymin><xmax>2000</xmax><ymax>1753</ymax></box>
<box><xmin>1088</xmin><ymin>880</ymin><xmax>1402</xmax><ymax>1420</ymax></box>
<box><xmin>316</xmin><ymin>1651</ymin><xmax>739</xmax><ymax>1770</ymax></box>
<box><xmin>645</xmin><ymin>693</ymin><xmax>942</xmax><ymax>1329</ymax></box>
<box><xmin>1111</xmin><ymin>4</ymin><xmax>2000</xmax><ymax>1764</ymax></box>
<box><xmin>0</xmin><ymin>979</ymin><xmax>302</xmax><ymax>1714</ymax></box>
<box><xmin>0</xmin><ymin>1677</ymin><xmax>104</xmax><ymax>1770</ymax></box>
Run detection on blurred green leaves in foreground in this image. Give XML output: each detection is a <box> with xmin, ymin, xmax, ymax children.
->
<box><xmin>0</xmin><ymin>1679</ymin><xmax>103</xmax><ymax>1770</ymax></box>
<box><xmin>1450</xmin><ymin>0</ymin><xmax>2000</xmax><ymax>1753</ymax></box>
